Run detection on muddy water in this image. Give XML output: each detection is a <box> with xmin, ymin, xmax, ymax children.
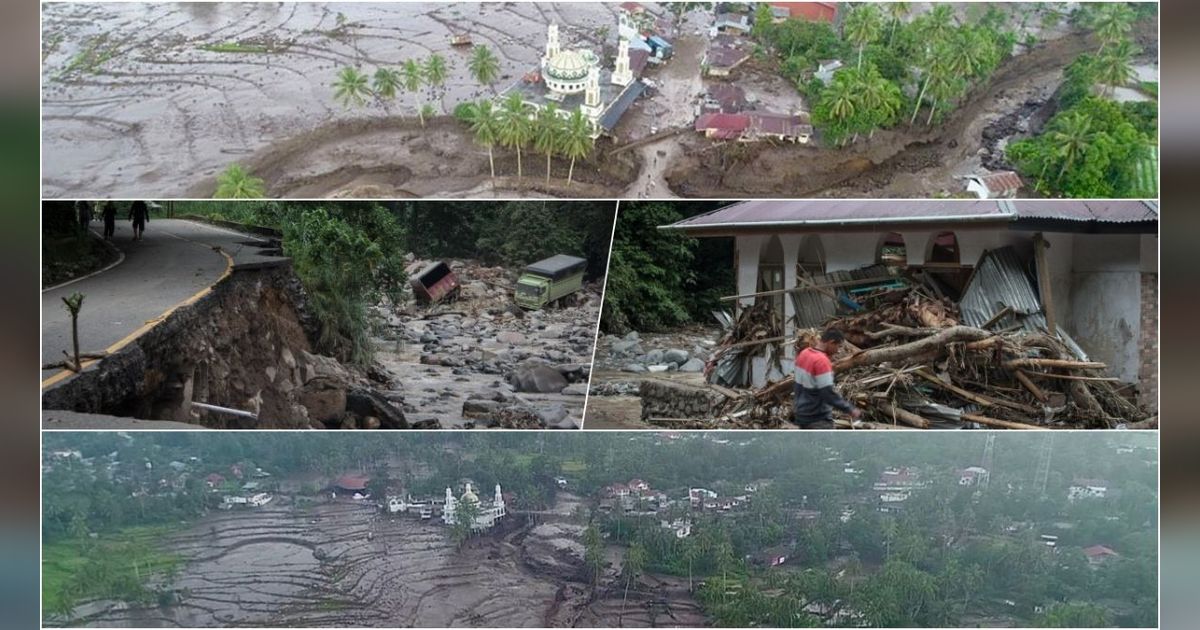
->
<box><xmin>67</xmin><ymin>490</ymin><xmax>705</xmax><ymax>628</ymax></box>
<box><xmin>41</xmin><ymin>2</ymin><xmax>622</xmax><ymax>198</ymax></box>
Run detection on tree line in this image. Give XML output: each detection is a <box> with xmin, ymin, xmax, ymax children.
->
<box><xmin>1007</xmin><ymin>3</ymin><xmax>1157</xmax><ymax>198</ymax></box>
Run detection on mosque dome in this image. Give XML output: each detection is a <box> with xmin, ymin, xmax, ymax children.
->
<box><xmin>545</xmin><ymin>49</ymin><xmax>597</xmax><ymax>82</ymax></box>
<box><xmin>461</xmin><ymin>483</ymin><xmax>479</xmax><ymax>505</ymax></box>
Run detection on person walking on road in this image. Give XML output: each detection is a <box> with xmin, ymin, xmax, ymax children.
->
<box><xmin>101</xmin><ymin>200</ymin><xmax>118</xmax><ymax>240</ymax></box>
<box><xmin>129</xmin><ymin>200</ymin><xmax>149</xmax><ymax>241</ymax></box>
<box><xmin>75</xmin><ymin>200</ymin><xmax>93</xmax><ymax>235</ymax></box>
<box><xmin>793</xmin><ymin>328</ymin><xmax>862</xmax><ymax>428</ymax></box>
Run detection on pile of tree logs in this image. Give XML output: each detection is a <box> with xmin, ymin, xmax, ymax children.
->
<box><xmin>709</xmin><ymin>296</ymin><xmax>1149</xmax><ymax>429</ymax></box>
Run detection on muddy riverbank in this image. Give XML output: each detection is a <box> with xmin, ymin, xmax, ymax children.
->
<box><xmin>41</xmin><ymin>2</ymin><xmax>627</xmax><ymax>198</ymax></box>
<box><xmin>60</xmin><ymin>488</ymin><xmax>707</xmax><ymax>628</ymax></box>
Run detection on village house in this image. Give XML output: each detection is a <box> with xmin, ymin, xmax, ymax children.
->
<box><xmin>660</xmin><ymin>199</ymin><xmax>1159</xmax><ymax>409</ymax></box>
<box><xmin>958</xmin><ymin>466</ymin><xmax>990</xmax><ymax>486</ymax></box>
<box><xmin>768</xmin><ymin>2</ymin><xmax>840</xmax><ymax>23</ymax></box>
<box><xmin>703</xmin><ymin>34</ymin><xmax>752</xmax><ymax>77</ymax></box>
<box><xmin>332</xmin><ymin>473</ymin><xmax>371</xmax><ymax>499</ymax></box>
<box><xmin>1083</xmin><ymin>544</ymin><xmax>1120</xmax><ymax>566</ymax></box>
<box><xmin>695</xmin><ymin>111</ymin><xmax>812</xmax><ymax>143</ymax></box>
<box><xmin>965</xmin><ymin>170</ymin><xmax>1023</xmax><ymax>199</ymax></box>
<box><xmin>1069</xmin><ymin>479</ymin><xmax>1110</xmax><ymax>501</ymax></box>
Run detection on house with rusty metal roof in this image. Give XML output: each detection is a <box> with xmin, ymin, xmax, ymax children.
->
<box><xmin>659</xmin><ymin>199</ymin><xmax>1158</xmax><ymax>407</ymax></box>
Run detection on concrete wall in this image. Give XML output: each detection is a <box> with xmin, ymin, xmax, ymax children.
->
<box><xmin>732</xmin><ymin>229</ymin><xmax>1154</xmax><ymax>387</ymax></box>
<box><xmin>1067</xmin><ymin>234</ymin><xmax>1146</xmax><ymax>384</ymax></box>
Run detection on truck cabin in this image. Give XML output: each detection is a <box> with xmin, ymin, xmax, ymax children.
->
<box><xmin>409</xmin><ymin>261</ymin><xmax>459</xmax><ymax>303</ymax></box>
<box><xmin>516</xmin><ymin>254</ymin><xmax>587</xmax><ymax>309</ymax></box>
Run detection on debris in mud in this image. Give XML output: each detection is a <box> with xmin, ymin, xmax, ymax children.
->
<box><xmin>635</xmin><ymin>247</ymin><xmax>1151</xmax><ymax>430</ymax></box>
<box><xmin>377</xmin><ymin>257</ymin><xmax>599</xmax><ymax>428</ymax></box>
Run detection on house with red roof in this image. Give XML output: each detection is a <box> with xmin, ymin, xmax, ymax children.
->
<box><xmin>1083</xmin><ymin>544</ymin><xmax>1120</xmax><ymax>565</ymax></box>
<box><xmin>332</xmin><ymin>474</ymin><xmax>371</xmax><ymax>497</ymax></box>
<box><xmin>768</xmin><ymin>2</ymin><xmax>839</xmax><ymax>23</ymax></box>
<box><xmin>659</xmin><ymin>199</ymin><xmax>1158</xmax><ymax>402</ymax></box>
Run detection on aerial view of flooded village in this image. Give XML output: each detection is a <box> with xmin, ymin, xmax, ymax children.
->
<box><xmin>41</xmin><ymin>2</ymin><xmax>1156</xmax><ymax>199</ymax></box>
<box><xmin>42</xmin><ymin>431</ymin><xmax>1156</xmax><ymax>627</ymax></box>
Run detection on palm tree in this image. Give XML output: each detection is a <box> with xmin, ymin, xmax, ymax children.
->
<box><xmin>497</xmin><ymin>92</ymin><xmax>533</xmax><ymax>178</ymax></box>
<box><xmin>424</xmin><ymin>53</ymin><xmax>449</xmax><ymax>112</ymax></box>
<box><xmin>948</xmin><ymin>28</ymin><xmax>994</xmax><ymax>80</ymax></box>
<box><xmin>332</xmin><ymin>66</ymin><xmax>371</xmax><ymax>107</ymax></box>
<box><xmin>468</xmin><ymin>45</ymin><xmax>500</xmax><ymax>94</ymax></box>
<box><xmin>823</xmin><ymin>77</ymin><xmax>857</xmax><ymax>143</ymax></box>
<box><xmin>214</xmin><ymin>163</ymin><xmax>266</xmax><ymax>198</ymax></box>
<box><xmin>856</xmin><ymin>69</ymin><xmax>901</xmax><ymax>138</ymax></box>
<box><xmin>910</xmin><ymin>46</ymin><xmax>951</xmax><ymax>125</ymax></box>
<box><xmin>1048</xmin><ymin>111</ymin><xmax>1094</xmax><ymax>181</ymax></box>
<box><xmin>1091</xmin><ymin>2</ymin><xmax>1135</xmax><ymax>53</ymax></box>
<box><xmin>533</xmin><ymin>102</ymin><xmax>563</xmax><ymax>185</ymax></box>
<box><xmin>886</xmin><ymin>2</ymin><xmax>911</xmax><ymax>46</ymax></box>
<box><xmin>560</xmin><ymin>108</ymin><xmax>595</xmax><ymax>187</ymax></box>
<box><xmin>1096</xmin><ymin>39</ymin><xmax>1139</xmax><ymax>97</ymax></box>
<box><xmin>372</xmin><ymin>67</ymin><xmax>400</xmax><ymax>105</ymax></box>
<box><xmin>400</xmin><ymin>59</ymin><xmax>425</xmax><ymax>125</ymax></box>
<box><xmin>620</xmin><ymin>543</ymin><xmax>647</xmax><ymax>624</ymax></box>
<box><xmin>922</xmin><ymin>4</ymin><xmax>956</xmax><ymax>43</ymax></box>
<box><xmin>467</xmin><ymin>99</ymin><xmax>501</xmax><ymax>180</ymax></box>
<box><xmin>843</xmin><ymin>5</ymin><xmax>883</xmax><ymax>69</ymax></box>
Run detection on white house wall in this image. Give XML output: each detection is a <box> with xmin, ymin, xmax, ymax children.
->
<box><xmin>733</xmin><ymin>229</ymin><xmax>1151</xmax><ymax>383</ymax></box>
<box><xmin>1068</xmin><ymin>234</ymin><xmax>1145</xmax><ymax>383</ymax></box>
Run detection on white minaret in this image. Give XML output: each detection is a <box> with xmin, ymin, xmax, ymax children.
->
<box><xmin>545</xmin><ymin>24</ymin><xmax>561</xmax><ymax>64</ymax></box>
<box><xmin>494</xmin><ymin>483</ymin><xmax>505</xmax><ymax>515</ymax></box>
<box><xmin>583</xmin><ymin>65</ymin><xmax>602</xmax><ymax>120</ymax></box>
<box><xmin>612</xmin><ymin>38</ymin><xmax>633</xmax><ymax>86</ymax></box>
<box><xmin>443</xmin><ymin>487</ymin><xmax>456</xmax><ymax>525</ymax></box>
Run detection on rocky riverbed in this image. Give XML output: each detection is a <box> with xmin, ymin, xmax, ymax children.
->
<box><xmin>585</xmin><ymin>328</ymin><xmax>721</xmax><ymax>429</ymax></box>
<box><xmin>372</xmin><ymin>258</ymin><xmax>601</xmax><ymax>429</ymax></box>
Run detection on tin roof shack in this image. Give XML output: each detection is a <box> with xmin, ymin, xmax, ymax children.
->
<box><xmin>660</xmin><ymin>200</ymin><xmax>1158</xmax><ymax>411</ymax></box>
<box><xmin>768</xmin><ymin>2</ymin><xmax>840</xmax><ymax>23</ymax></box>
<box><xmin>408</xmin><ymin>261</ymin><xmax>460</xmax><ymax>304</ymax></box>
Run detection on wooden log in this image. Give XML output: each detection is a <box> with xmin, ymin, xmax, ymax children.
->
<box><xmin>834</xmin><ymin>326</ymin><xmax>995</xmax><ymax>371</ymax></box>
<box><xmin>980</xmin><ymin>305</ymin><xmax>1014</xmax><ymax>330</ymax></box>
<box><xmin>961</xmin><ymin>413</ymin><xmax>1046</xmax><ymax>430</ymax></box>
<box><xmin>1014</xmin><ymin>369</ymin><xmax>1049</xmax><ymax>403</ymax></box>
<box><xmin>1033</xmin><ymin>233</ymin><xmax>1056</xmax><ymax>335</ymax></box>
<box><xmin>913</xmin><ymin>368</ymin><xmax>1039</xmax><ymax>414</ymax></box>
<box><xmin>834</xmin><ymin>418</ymin><xmax>918</xmax><ymax>430</ymax></box>
<box><xmin>870</xmin><ymin>400</ymin><xmax>931</xmax><ymax>429</ymax></box>
<box><xmin>1021</xmin><ymin>373</ymin><xmax>1122</xmax><ymax>382</ymax></box>
<box><xmin>1003</xmin><ymin>358</ymin><xmax>1107</xmax><ymax>370</ymax></box>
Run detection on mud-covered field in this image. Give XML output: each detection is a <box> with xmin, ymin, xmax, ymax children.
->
<box><xmin>373</xmin><ymin>259</ymin><xmax>601</xmax><ymax>429</ymax></box>
<box><xmin>41</xmin><ymin>2</ymin><xmax>632</xmax><ymax>198</ymax></box>
<box><xmin>61</xmin><ymin>489</ymin><xmax>706</xmax><ymax>628</ymax></box>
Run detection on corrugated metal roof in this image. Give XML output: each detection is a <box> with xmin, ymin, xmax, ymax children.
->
<box><xmin>959</xmin><ymin>246</ymin><xmax>1087</xmax><ymax>359</ymax></box>
<box><xmin>600</xmin><ymin>81</ymin><xmax>647</xmax><ymax>131</ymax></box>
<box><xmin>790</xmin><ymin>265</ymin><xmax>894</xmax><ymax>328</ymax></box>
<box><xmin>665</xmin><ymin>200</ymin><xmax>1014</xmax><ymax>230</ymax></box>
<box><xmin>1012</xmin><ymin>200</ymin><xmax>1158</xmax><ymax>223</ymax></box>
<box><xmin>662</xmin><ymin>200</ymin><xmax>1159</xmax><ymax>231</ymax></box>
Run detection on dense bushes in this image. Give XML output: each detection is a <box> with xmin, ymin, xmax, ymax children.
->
<box><xmin>601</xmin><ymin>202</ymin><xmax>732</xmax><ymax>334</ymax></box>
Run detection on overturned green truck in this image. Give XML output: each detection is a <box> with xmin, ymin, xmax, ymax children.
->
<box><xmin>515</xmin><ymin>255</ymin><xmax>587</xmax><ymax>310</ymax></box>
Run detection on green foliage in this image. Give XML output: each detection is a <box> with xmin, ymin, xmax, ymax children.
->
<box><xmin>1008</xmin><ymin>96</ymin><xmax>1154</xmax><ymax>198</ymax></box>
<box><xmin>450</xmin><ymin>496</ymin><xmax>482</xmax><ymax>547</ymax></box>
<box><xmin>281</xmin><ymin>206</ymin><xmax>408</xmax><ymax>364</ymax></box>
<box><xmin>43</xmin><ymin>526</ymin><xmax>182</xmax><ymax>621</ymax></box>
<box><xmin>1035</xmin><ymin>602</ymin><xmax>1111</xmax><ymax>627</ymax></box>
<box><xmin>332</xmin><ymin>66</ymin><xmax>372</xmax><ymax>108</ymax></box>
<box><xmin>601</xmin><ymin>203</ymin><xmax>695</xmax><ymax>333</ymax></box>
<box><xmin>214</xmin><ymin>163</ymin><xmax>266</xmax><ymax>199</ymax></box>
<box><xmin>468</xmin><ymin>45</ymin><xmax>500</xmax><ymax>89</ymax></box>
<box><xmin>372</xmin><ymin>67</ymin><xmax>400</xmax><ymax>101</ymax></box>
